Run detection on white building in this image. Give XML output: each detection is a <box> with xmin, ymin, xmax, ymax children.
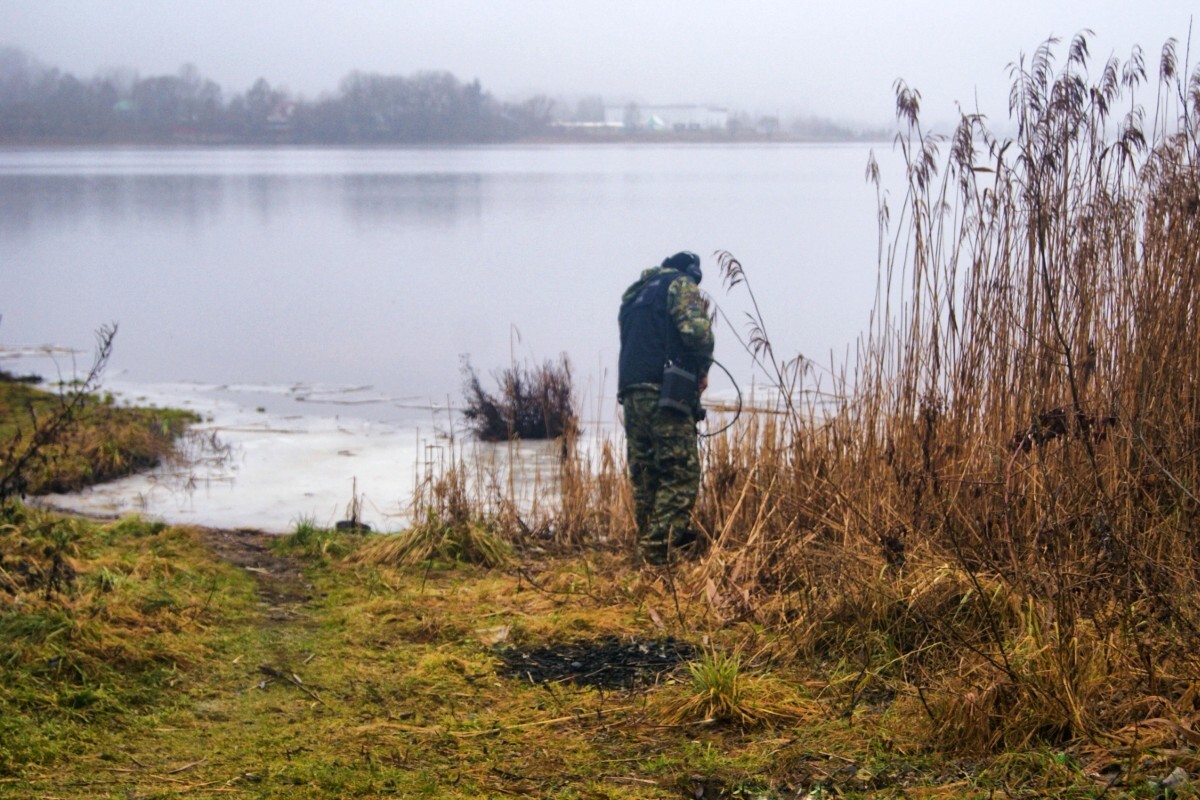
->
<box><xmin>603</xmin><ymin>104</ymin><xmax>730</xmax><ymax>131</ymax></box>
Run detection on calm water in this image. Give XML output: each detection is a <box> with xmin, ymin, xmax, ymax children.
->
<box><xmin>2</xmin><ymin>144</ymin><xmax>894</xmax><ymax>422</ymax></box>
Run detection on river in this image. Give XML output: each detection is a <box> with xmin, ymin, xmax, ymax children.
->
<box><xmin>1</xmin><ymin>143</ymin><xmax>897</xmax><ymax>531</ymax></box>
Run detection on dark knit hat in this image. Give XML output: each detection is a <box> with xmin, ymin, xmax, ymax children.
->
<box><xmin>662</xmin><ymin>251</ymin><xmax>701</xmax><ymax>283</ymax></box>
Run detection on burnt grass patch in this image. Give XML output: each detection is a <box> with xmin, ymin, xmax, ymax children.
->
<box><xmin>496</xmin><ymin>635</ymin><xmax>696</xmax><ymax>690</ymax></box>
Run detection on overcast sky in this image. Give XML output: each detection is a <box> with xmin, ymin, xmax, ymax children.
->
<box><xmin>1</xmin><ymin>1</ymin><xmax>1195</xmax><ymax>126</ymax></box>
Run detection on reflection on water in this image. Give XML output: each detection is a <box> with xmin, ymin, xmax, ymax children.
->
<box><xmin>0</xmin><ymin>171</ymin><xmax>485</xmax><ymax>235</ymax></box>
<box><xmin>0</xmin><ymin>174</ymin><xmax>220</xmax><ymax>234</ymax></box>
<box><xmin>339</xmin><ymin>173</ymin><xmax>482</xmax><ymax>225</ymax></box>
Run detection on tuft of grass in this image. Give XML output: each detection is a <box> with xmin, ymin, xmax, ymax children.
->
<box><xmin>657</xmin><ymin>649</ymin><xmax>816</xmax><ymax>730</ymax></box>
<box><xmin>354</xmin><ymin>510</ymin><xmax>512</xmax><ymax>568</ymax></box>
<box><xmin>353</xmin><ymin>463</ymin><xmax>515</xmax><ymax>568</ymax></box>
<box><xmin>276</xmin><ymin>515</ymin><xmax>356</xmax><ymax>561</ymax></box>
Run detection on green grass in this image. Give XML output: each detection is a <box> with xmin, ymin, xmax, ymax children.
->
<box><xmin>4</xmin><ymin>506</ymin><xmax>1189</xmax><ymax>798</ymax></box>
<box><xmin>0</xmin><ymin>507</ymin><xmax>252</xmax><ymax>783</ymax></box>
<box><xmin>0</xmin><ymin>377</ymin><xmax>198</xmax><ymax>495</ymax></box>
<box><xmin>275</xmin><ymin>515</ymin><xmax>355</xmax><ymax>561</ymax></box>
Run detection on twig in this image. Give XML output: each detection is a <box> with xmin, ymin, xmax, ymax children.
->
<box><xmin>662</xmin><ymin>559</ymin><xmax>685</xmax><ymax>627</ymax></box>
<box><xmin>513</xmin><ymin>564</ymin><xmax>602</xmax><ymax>602</ymax></box>
<box><xmin>259</xmin><ymin>665</ymin><xmax>331</xmax><ymax>708</ymax></box>
<box><xmin>604</xmin><ymin>775</ymin><xmax>660</xmax><ymax>785</ymax></box>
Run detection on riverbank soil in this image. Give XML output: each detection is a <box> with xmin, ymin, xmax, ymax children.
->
<box><xmin>1</xmin><ymin>509</ymin><xmax>1176</xmax><ymax>799</ymax></box>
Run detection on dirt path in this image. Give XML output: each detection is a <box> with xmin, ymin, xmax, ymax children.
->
<box><xmin>198</xmin><ymin>527</ymin><xmax>311</xmax><ymax>617</ymax></box>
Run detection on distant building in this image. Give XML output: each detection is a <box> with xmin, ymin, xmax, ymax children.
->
<box><xmin>604</xmin><ymin>104</ymin><xmax>729</xmax><ymax>131</ymax></box>
<box><xmin>551</xmin><ymin>120</ymin><xmax>624</xmax><ymax>130</ymax></box>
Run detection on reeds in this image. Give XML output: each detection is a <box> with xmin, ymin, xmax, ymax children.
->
<box><xmin>362</xmin><ymin>31</ymin><xmax>1199</xmax><ymax>757</ymax></box>
<box><xmin>680</xmin><ymin>32</ymin><xmax>1200</xmax><ymax>753</ymax></box>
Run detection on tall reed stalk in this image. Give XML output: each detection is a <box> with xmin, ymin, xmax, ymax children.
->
<box><xmin>691</xmin><ymin>32</ymin><xmax>1200</xmax><ymax>752</ymax></box>
<box><xmin>430</xmin><ymin>31</ymin><xmax>1199</xmax><ymax>755</ymax></box>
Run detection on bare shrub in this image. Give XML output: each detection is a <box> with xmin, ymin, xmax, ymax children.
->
<box><xmin>1</xmin><ymin>324</ymin><xmax>117</xmax><ymax>501</ymax></box>
<box><xmin>460</xmin><ymin>355</ymin><xmax>577</xmax><ymax>442</ymax></box>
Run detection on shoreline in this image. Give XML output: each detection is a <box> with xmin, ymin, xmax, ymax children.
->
<box><xmin>30</xmin><ymin>377</ymin><xmax>575</xmax><ymax>535</ymax></box>
<box><xmin>0</xmin><ymin>132</ymin><xmax>892</xmax><ymax>150</ymax></box>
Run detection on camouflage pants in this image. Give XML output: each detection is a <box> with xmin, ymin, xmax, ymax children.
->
<box><xmin>621</xmin><ymin>388</ymin><xmax>699</xmax><ymax>551</ymax></box>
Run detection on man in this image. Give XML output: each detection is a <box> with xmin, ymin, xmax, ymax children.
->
<box><xmin>618</xmin><ymin>251</ymin><xmax>714</xmax><ymax>565</ymax></box>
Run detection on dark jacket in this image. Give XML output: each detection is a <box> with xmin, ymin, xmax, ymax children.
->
<box><xmin>618</xmin><ymin>266</ymin><xmax>713</xmax><ymax>393</ymax></box>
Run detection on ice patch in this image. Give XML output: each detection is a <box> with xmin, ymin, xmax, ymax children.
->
<box><xmin>35</xmin><ymin>379</ymin><xmax>572</xmax><ymax>535</ymax></box>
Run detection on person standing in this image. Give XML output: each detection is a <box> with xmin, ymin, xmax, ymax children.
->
<box><xmin>618</xmin><ymin>251</ymin><xmax>714</xmax><ymax>564</ymax></box>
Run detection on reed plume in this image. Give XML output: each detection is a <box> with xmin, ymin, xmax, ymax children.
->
<box><xmin>690</xmin><ymin>31</ymin><xmax>1200</xmax><ymax>752</ymax></box>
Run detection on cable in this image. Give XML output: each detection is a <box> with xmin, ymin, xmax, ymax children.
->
<box><xmin>698</xmin><ymin>358</ymin><xmax>742</xmax><ymax>438</ymax></box>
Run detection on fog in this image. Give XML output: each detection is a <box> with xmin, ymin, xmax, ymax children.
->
<box><xmin>1</xmin><ymin>0</ymin><xmax>1195</xmax><ymax>127</ymax></box>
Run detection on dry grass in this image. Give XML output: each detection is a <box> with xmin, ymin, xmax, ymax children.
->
<box><xmin>355</xmin><ymin>512</ymin><xmax>514</xmax><ymax>568</ymax></box>
<box><xmin>655</xmin><ymin>648</ymin><xmax>820</xmax><ymax>730</ymax></box>
<box><xmin>667</xmin><ymin>32</ymin><xmax>1200</xmax><ymax>757</ymax></box>
<box><xmin>0</xmin><ymin>352</ymin><xmax>197</xmax><ymax>498</ymax></box>
<box><xmin>477</xmin><ymin>32</ymin><xmax>1200</xmax><ymax>765</ymax></box>
<box><xmin>353</xmin><ymin>466</ymin><xmax>514</xmax><ymax>567</ymax></box>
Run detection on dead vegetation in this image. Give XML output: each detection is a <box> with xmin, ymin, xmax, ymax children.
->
<box><xmin>679</xmin><ymin>32</ymin><xmax>1200</xmax><ymax>758</ymax></box>
<box><xmin>353</xmin><ymin>457</ymin><xmax>515</xmax><ymax>567</ymax></box>
<box><xmin>460</xmin><ymin>354</ymin><xmax>578</xmax><ymax>442</ymax></box>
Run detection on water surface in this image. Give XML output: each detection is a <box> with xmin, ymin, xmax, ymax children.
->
<box><xmin>2</xmin><ymin>144</ymin><xmax>897</xmax><ymax>530</ymax></box>
<box><xmin>2</xmin><ymin>144</ymin><xmax>893</xmax><ymax>414</ymax></box>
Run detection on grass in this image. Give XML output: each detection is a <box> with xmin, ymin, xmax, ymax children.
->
<box><xmin>655</xmin><ymin>648</ymin><xmax>819</xmax><ymax>730</ymax></box>
<box><xmin>353</xmin><ymin>509</ymin><xmax>514</xmax><ymax>567</ymax></box>
<box><xmin>0</xmin><ymin>374</ymin><xmax>198</xmax><ymax>496</ymax></box>
<box><xmin>276</xmin><ymin>514</ymin><xmax>355</xmax><ymax>561</ymax></box>
<box><xmin>4</xmin><ymin>28</ymin><xmax>1200</xmax><ymax>799</ymax></box>
<box><xmin>8</xmin><ymin>508</ymin><xmax>1176</xmax><ymax>799</ymax></box>
<box><xmin>0</xmin><ymin>505</ymin><xmax>248</xmax><ymax>778</ymax></box>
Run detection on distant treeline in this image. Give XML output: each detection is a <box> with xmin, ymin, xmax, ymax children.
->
<box><xmin>0</xmin><ymin>47</ymin><xmax>884</xmax><ymax>145</ymax></box>
<box><xmin>0</xmin><ymin>47</ymin><xmax>552</xmax><ymax>144</ymax></box>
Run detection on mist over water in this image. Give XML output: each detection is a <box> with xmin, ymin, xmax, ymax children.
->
<box><xmin>2</xmin><ymin>144</ymin><xmax>892</xmax><ymax>423</ymax></box>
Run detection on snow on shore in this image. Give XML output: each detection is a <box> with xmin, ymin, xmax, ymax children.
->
<box><xmin>33</xmin><ymin>379</ymin><xmax>566</xmax><ymax>534</ymax></box>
